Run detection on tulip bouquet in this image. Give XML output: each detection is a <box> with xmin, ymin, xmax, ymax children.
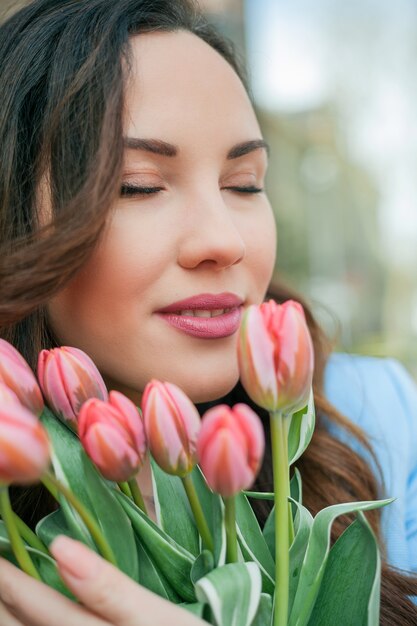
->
<box><xmin>0</xmin><ymin>300</ymin><xmax>389</xmax><ymax>625</ymax></box>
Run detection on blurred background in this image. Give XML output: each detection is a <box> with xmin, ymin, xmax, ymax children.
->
<box><xmin>201</xmin><ymin>0</ymin><xmax>417</xmax><ymax>375</ymax></box>
<box><xmin>3</xmin><ymin>0</ymin><xmax>417</xmax><ymax>373</ymax></box>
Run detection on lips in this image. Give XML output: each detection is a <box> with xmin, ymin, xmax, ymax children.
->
<box><xmin>155</xmin><ymin>292</ymin><xmax>244</xmax><ymax>339</ymax></box>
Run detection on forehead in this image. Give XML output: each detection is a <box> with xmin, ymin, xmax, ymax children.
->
<box><xmin>124</xmin><ymin>30</ymin><xmax>260</xmax><ymax>142</ymax></box>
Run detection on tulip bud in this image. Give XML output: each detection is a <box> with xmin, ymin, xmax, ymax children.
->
<box><xmin>37</xmin><ymin>346</ymin><xmax>108</xmax><ymax>429</ymax></box>
<box><xmin>0</xmin><ymin>381</ymin><xmax>21</xmax><ymax>407</ymax></box>
<box><xmin>238</xmin><ymin>299</ymin><xmax>314</xmax><ymax>414</ymax></box>
<box><xmin>0</xmin><ymin>339</ymin><xmax>44</xmax><ymax>416</ymax></box>
<box><xmin>78</xmin><ymin>391</ymin><xmax>147</xmax><ymax>483</ymax></box>
<box><xmin>0</xmin><ymin>399</ymin><xmax>50</xmax><ymax>485</ymax></box>
<box><xmin>141</xmin><ymin>380</ymin><xmax>200</xmax><ymax>476</ymax></box>
<box><xmin>198</xmin><ymin>403</ymin><xmax>264</xmax><ymax>498</ymax></box>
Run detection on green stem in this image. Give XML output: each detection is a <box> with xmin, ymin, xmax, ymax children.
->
<box><xmin>283</xmin><ymin>416</ymin><xmax>295</xmax><ymax>546</ymax></box>
<box><xmin>118</xmin><ymin>481</ymin><xmax>133</xmax><ymax>498</ymax></box>
<box><xmin>224</xmin><ymin>496</ymin><xmax>238</xmax><ymax>563</ymax></box>
<box><xmin>127</xmin><ymin>478</ymin><xmax>147</xmax><ymax>515</ymax></box>
<box><xmin>41</xmin><ymin>472</ymin><xmax>117</xmax><ymax>566</ymax></box>
<box><xmin>0</xmin><ymin>486</ymin><xmax>41</xmax><ymax>580</ymax></box>
<box><xmin>181</xmin><ymin>474</ymin><xmax>214</xmax><ymax>553</ymax></box>
<box><xmin>13</xmin><ymin>513</ymin><xmax>49</xmax><ymax>555</ymax></box>
<box><xmin>42</xmin><ymin>476</ymin><xmax>59</xmax><ymax>501</ymax></box>
<box><xmin>270</xmin><ymin>413</ymin><xmax>290</xmax><ymax>626</ymax></box>
<box><xmin>0</xmin><ymin>510</ymin><xmax>49</xmax><ymax>555</ymax></box>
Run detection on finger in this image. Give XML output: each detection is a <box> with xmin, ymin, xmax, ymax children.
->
<box><xmin>0</xmin><ymin>599</ymin><xmax>24</xmax><ymax>626</ymax></box>
<box><xmin>0</xmin><ymin>557</ymin><xmax>109</xmax><ymax>626</ymax></box>
<box><xmin>50</xmin><ymin>535</ymin><xmax>204</xmax><ymax>626</ymax></box>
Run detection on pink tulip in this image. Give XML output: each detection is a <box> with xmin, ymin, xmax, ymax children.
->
<box><xmin>37</xmin><ymin>346</ymin><xmax>108</xmax><ymax>430</ymax></box>
<box><xmin>78</xmin><ymin>391</ymin><xmax>147</xmax><ymax>482</ymax></box>
<box><xmin>141</xmin><ymin>380</ymin><xmax>200</xmax><ymax>477</ymax></box>
<box><xmin>0</xmin><ymin>381</ymin><xmax>22</xmax><ymax>407</ymax></box>
<box><xmin>197</xmin><ymin>403</ymin><xmax>264</xmax><ymax>498</ymax></box>
<box><xmin>0</xmin><ymin>339</ymin><xmax>44</xmax><ymax>416</ymax></box>
<box><xmin>238</xmin><ymin>299</ymin><xmax>314</xmax><ymax>414</ymax></box>
<box><xmin>0</xmin><ymin>398</ymin><xmax>50</xmax><ymax>485</ymax></box>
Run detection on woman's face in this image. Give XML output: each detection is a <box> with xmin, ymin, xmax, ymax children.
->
<box><xmin>47</xmin><ymin>31</ymin><xmax>277</xmax><ymax>404</ymax></box>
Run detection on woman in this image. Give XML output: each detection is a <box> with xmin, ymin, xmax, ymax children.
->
<box><xmin>0</xmin><ymin>0</ymin><xmax>416</xmax><ymax>624</ymax></box>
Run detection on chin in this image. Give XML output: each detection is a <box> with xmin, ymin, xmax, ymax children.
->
<box><xmin>178</xmin><ymin>370</ymin><xmax>240</xmax><ymax>405</ymax></box>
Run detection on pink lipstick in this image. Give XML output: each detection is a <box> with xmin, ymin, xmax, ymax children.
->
<box><xmin>156</xmin><ymin>292</ymin><xmax>244</xmax><ymax>339</ymax></box>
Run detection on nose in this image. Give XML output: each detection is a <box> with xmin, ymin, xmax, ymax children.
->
<box><xmin>177</xmin><ymin>190</ymin><xmax>246</xmax><ymax>271</ymax></box>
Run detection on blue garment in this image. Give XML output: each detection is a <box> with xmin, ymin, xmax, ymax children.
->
<box><xmin>324</xmin><ymin>353</ymin><xmax>417</xmax><ymax>574</ymax></box>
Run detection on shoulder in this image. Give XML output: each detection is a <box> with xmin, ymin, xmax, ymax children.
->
<box><xmin>323</xmin><ymin>352</ymin><xmax>417</xmax><ymax>481</ymax></box>
<box><xmin>324</xmin><ymin>353</ymin><xmax>417</xmax><ymax>454</ymax></box>
<box><xmin>323</xmin><ymin>353</ymin><xmax>417</xmax><ymax>571</ymax></box>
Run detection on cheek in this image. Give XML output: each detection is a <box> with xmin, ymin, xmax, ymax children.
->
<box><xmin>243</xmin><ymin>202</ymin><xmax>277</xmax><ymax>302</ymax></box>
<box><xmin>46</xmin><ymin>216</ymin><xmax>169</xmax><ymax>346</ymax></box>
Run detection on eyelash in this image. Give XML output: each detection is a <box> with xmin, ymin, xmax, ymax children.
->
<box><xmin>120</xmin><ymin>184</ymin><xmax>263</xmax><ymax>197</ymax></box>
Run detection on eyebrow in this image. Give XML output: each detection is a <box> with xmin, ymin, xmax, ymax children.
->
<box><xmin>123</xmin><ymin>137</ymin><xmax>270</xmax><ymax>159</ymax></box>
<box><xmin>227</xmin><ymin>139</ymin><xmax>270</xmax><ymax>159</ymax></box>
<box><xmin>124</xmin><ymin>137</ymin><xmax>177</xmax><ymax>157</ymax></box>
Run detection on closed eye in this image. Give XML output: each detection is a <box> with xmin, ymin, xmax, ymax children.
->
<box><xmin>120</xmin><ymin>185</ymin><xmax>164</xmax><ymax>197</ymax></box>
<box><xmin>223</xmin><ymin>185</ymin><xmax>263</xmax><ymax>194</ymax></box>
<box><xmin>120</xmin><ymin>184</ymin><xmax>263</xmax><ymax>197</ymax></box>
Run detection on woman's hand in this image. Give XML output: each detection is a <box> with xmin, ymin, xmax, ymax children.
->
<box><xmin>0</xmin><ymin>536</ymin><xmax>205</xmax><ymax>626</ymax></box>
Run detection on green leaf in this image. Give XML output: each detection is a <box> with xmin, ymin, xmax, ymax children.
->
<box><xmin>195</xmin><ymin>561</ymin><xmax>262</xmax><ymax>626</ymax></box>
<box><xmin>262</xmin><ymin>507</ymin><xmax>275</xmax><ymax>559</ymax></box>
<box><xmin>308</xmin><ymin>512</ymin><xmax>380</xmax><ymax>626</ymax></box>
<box><xmin>243</xmin><ymin>491</ymin><xmax>275</xmax><ymax>500</ymax></box>
<box><xmin>251</xmin><ymin>593</ymin><xmax>273</xmax><ymax>626</ymax></box>
<box><xmin>290</xmin><ymin>468</ymin><xmax>303</xmax><ymax>505</ymax></box>
<box><xmin>113</xmin><ymin>488</ymin><xmax>196</xmax><ymax>602</ymax></box>
<box><xmin>36</xmin><ymin>508</ymin><xmax>79</xmax><ymax>546</ymax></box>
<box><xmin>262</xmin><ymin>495</ymin><xmax>313</xmax><ymax>615</ymax></box>
<box><xmin>151</xmin><ymin>458</ymin><xmax>200</xmax><ymax>556</ymax></box>
<box><xmin>190</xmin><ymin>466</ymin><xmax>226</xmax><ymax>567</ymax></box>
<box><xmin>40</xmin><ymin>408</ymin><xmax>97</xmax><ymax>546</ymax></box>
<box><xmin>287</xmin><ymin>390</ymin><xmax>315</xmax><ymax>465</ymax></box>
<box><xmin>81</xmin><ymin>454</ymin><xmax>139</xmax><ymax>581</ymax></box>
<box><xmin>0</xmin><ymin>521</ymin><xmax>74</xmax><ymax>599</ymax></box>
<box><xmin>288</xmin><ymin>499</ymin><xmax>313</xmax><ymax>615</ymax></box>
<box><xmin>190</xmin><ymin>549</ymin><xmax>215</xmax><ymax>585</ymax></box>
<box><xmin>179</xmin><ymin>602</ymin><xmax>206</xmax><ymax>618</ymax></box>
<box><xmin>263</xmin><ymin>469</ymin><xmax>304</xmax><ymax>561</ymax></box>
<box><xmin>134</xmin><ymin>534</ymin><xmax>181</xmax><ymax>602</ymax></box>
<box><xmin>288</xmin><ymin>498</ymin><xmax>392</xmax><ymax>626</ymax></box>
<box><xmin>235</xmin><ymin>492</ymin><xmax>275</xmax><ymax>594</ymax></box>
<box><xmin>41</xmin><ymin>408</ymin><xmax>139</xmax><ymax>581</ymax></box>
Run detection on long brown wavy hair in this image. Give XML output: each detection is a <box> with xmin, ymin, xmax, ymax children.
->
<box><xmin>1</xmin><ymin>1</ymin><xmax>416</xmax><ymax>623</ymax></box>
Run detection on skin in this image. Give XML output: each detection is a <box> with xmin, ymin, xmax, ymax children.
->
<box><xmin>0</xmin><ymin>31</ymin><xmax>277</xmax><ymax>624</ymax></box>
<box><xmin>46</xmin><ymin>30</ymin><xmax>276</xmax><ymax>406</ymax></box>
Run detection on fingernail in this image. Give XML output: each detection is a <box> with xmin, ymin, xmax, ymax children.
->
<box><xmin>50</xmin><ymin>535</ymin><xmax>100</xmax><ymax>579</ymax></box>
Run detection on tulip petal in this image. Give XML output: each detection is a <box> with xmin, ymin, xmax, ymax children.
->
<box><xmin>144</xmin><ymin>387</ymin><xmax>188</xmax><ymax>474</ymax></box>
<box><xmin>109</xmin><ymin>391</ymin><xmax>147</xmax><ymax>460</ymax></box>
<box><xmin>62</xmin><ymin>347</ymin><xmax>108</xmax><ymax>400</ymax></box>
<box><xmin>142</xmin><ymin>381</ymin><xmax>198</xmax><ymax>476</ymax></box>
<box><xmin>269</xmin><ymin>301</ymin><xmax>314</xmax><ymax>413</ymax></box>
<box><xmin>232</xmin><ymin>404</ymin><xmax>265</xmax><ymax>473</ymax></box>
<box><xmin>197</xmin><ymin>405</ymin><xmax>248</xmax><ymax>460</ymax></box>
<box><xmin>0</xmin><ymin>403</ymin><xmax>50</xmax><ymax>484</ymax></box>
<box><xmin>42</xmin><ymin>353</ymin><xmax>76</xmax><ymax>421</ymax></box>
<box><xmin>83</xmin><ymin>422</ymin><xmax>140</xmax><ymax>482</ymax></box>
<box><xmin>78</xmin><ymin>398</ymin><xmax>131</xmax><ymax>442</ymax></box>
<box><xmin>164</xmin><ymin>383</ymin><xmax>201</xmax><ymax>447</ymax></box>
<box><xmin>238</xmin><ymin>306</ymin><xmax>278</xmax><ymax>410</ymax></box>
<box><xmin>38</xmin><ymin>346</ymin><xmax>108</xmax><ymax>427</ymax></box>
<box><xmin>0</xmin><ymin>382</ymin><xmax>22</xmax><ymax>407</ymax></box>
<box><xmin>0</xmin><ymin>340</ymin><xmax>44</xmax><ymax>415</ymax></box>
<box><xmin>198</xmin><ymin>404</ymin><xmax>264</xmax><ymax>498</ymax></box>
<box><xmin>242</xmin><ymin>300</ymin><xmax>314</xmax><ymax>414</ymax></box>
<box><xmin>201</xmin><ymin>429</ymin><xmax>253</xmax><ymax>498</ymax></box>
